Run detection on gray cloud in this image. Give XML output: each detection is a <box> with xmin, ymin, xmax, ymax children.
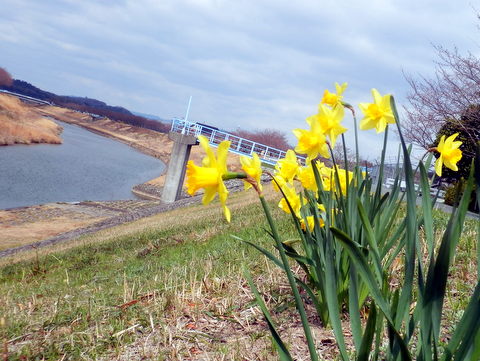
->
<box><xmin>1</xmin><ymin>0</ymin><xmax>478</xmax><ymax>159</ymax></box>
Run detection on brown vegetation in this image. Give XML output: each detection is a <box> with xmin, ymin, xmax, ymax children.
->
<box><xmin>0</xmin><ymin>67</ymin><xmax>13</xmax><ymax>87</ymax></box>
<box><xmin>0</xmin><ymin>94</ymin><xmax>62</xmax><ymax>145</ymax></box>
<box><xmin>233</xmin><ymin>128</ymin><xmax>292</xmax><ymax>151</ymax></box>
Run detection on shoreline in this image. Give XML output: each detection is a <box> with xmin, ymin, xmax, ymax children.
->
<box><xmin>35</xmin><ymin>106</ymin><xmax>172</xmax><ymax>200</ymax></box>
<box><xmin>0</xmin><ymin>101</ymin><xmax>241</xmax><ymax>254</ymax></box>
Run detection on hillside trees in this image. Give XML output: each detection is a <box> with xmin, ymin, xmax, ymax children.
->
<box><xmin>0</xmin><ymin>67</ymin><xmax>13</xmax><ymax>87</ymax></box>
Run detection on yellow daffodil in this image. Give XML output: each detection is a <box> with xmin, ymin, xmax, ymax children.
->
<box><xmin>434</xmin><ymin>133</ymin><xmax>463</xmax><ymax>177</ymax></box>
<box><xmin>271</xmin><ymin>174</ymin><xmax>287</xmax><ymax>192</ymax></box>
<box><xmin>293</xmin><ymin>116</ymin><xmax>330</xmax><ymax>162</ymax></box>
<box><xmin>359</xmin><ymin>89</ymin><xmax>395</xmax><ymax>133</ymax></box>
<box><xmin>275</xmin><ymin>149</ymin><xmax>300</xmax><ymax>184</ymax></box>
<box><xmin>334</xmin><ymin>167</ymin><xmax>354</xmax><ymax>194</ymax></box>
<box><xmin>320</xmin><ymin>166</ymin><xmax>353</xmax><ymax>194</ymax></box>
<box><xmin>185</xmin><ymin>135</ymin><xmax>231</xmax><ymax>222</ymax></box>
<box><xmin>278</xmin><ymin>184</ymin><xmax>304</xmax><ymax>217</ymax></box>
<box><xmin>308</xmin><ymin>104</ymin><xmax>347</xmax><ymax>148</ymax></box>
<box><xmin>297</xmin><ymin>162</ymin><xmax>325</xmax><ymax>192</ymax></box>
<box><xmin>321</xmin><ymin>82</ymin><xmax>347</xmax><ymax>108</ymax></box>
<box><xmin>319</xmin><ymin>167</ymin><xmax>334</xmax><ymax>192</ymax></box>
<box><xmin>240</xmin><ymin>152</ymin><xmax>263</xmax><ymax>191</ymax></box>
<box><xmin>300</xmin><ymin>216</ymin><xmax>325</xmax><ymax>232</ymax></box>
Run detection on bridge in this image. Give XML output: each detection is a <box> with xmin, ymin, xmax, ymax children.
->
<box><xmin>170</xmin><ymin>117</ymin><xmax>305</xmax><ymax>166</ymax></box>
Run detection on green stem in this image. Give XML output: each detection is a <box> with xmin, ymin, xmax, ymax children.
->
<box><xmin>353</xmin><ymin>111</ymin><xmax>360</xmax><ymax>167</ymax></box>
<box><xmin>258</xmin><ymin>195</ymin><xmax>319</xmax><ymax>361</ymax></box>
<box><xmin>222</xmin><ymin>172</ymin><xmax>247</xmax><ymax>180</ymax></box>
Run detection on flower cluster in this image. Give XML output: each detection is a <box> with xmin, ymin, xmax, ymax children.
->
<box><xmin>185</xmin><ymin>84</ymin><xmax>463</xmax><ymax>222</ymax></box>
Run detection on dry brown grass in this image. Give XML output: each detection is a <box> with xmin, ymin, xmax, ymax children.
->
<box><xmin>0</xmin><ymin>94</ymin><xmax>63</xmax><ymax>145</ymax></box>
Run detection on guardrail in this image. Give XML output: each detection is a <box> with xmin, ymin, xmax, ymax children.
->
<box><xmin>0</xmin><ymin>89</ymin><xmax>52</xmax><ymax>105</ymax></box>
<box><xmin>170</xmin><ymin>117</ymin><xmax>305</xmax><ymax>166</ymax></box>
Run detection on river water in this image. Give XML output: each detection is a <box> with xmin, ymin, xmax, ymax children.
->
<box><xmin>0</xmin><ymin>122</ymin><xmax>165</xmax><ymax>209</ymax></box>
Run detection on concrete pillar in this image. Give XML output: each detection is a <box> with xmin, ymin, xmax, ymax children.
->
<box><xmin>161</xmin><ymin>132</ymin><xmax>198</xmax><ymax>203</ymax></box>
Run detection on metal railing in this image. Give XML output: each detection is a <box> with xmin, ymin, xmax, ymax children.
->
<box><xmin>0</xmin><ymin>89</ymin><xmax>52</xmax><ymax>105</ymax></box>
<box><xmin>170</xmin><ymin>117</ymin><xmax>305</xmax><ymax>166</ymax></box>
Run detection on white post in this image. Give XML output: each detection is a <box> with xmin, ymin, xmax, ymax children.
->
<box><xmin>182</xmin><ymin>96</ymin><xmax>192</xmax><ymax>134</ymax></box>
<box><xmin>185</xmin><ymin>96</ymin><xmax>192</xmax><ymax>122</ymax></box>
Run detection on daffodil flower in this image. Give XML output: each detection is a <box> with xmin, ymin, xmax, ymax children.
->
<box><xmin>271</xmin><ymin>174</ymin><xmax>287</xmax><ymax>193</ymax></box>
<box><xmin>433</xmin><ymin>133</ymin><xmax>463</xmax><ymax>177</ymax></box>
<box><xmin>308</xmin><ymin>104</ymin><xmax>347</xmax><ymax>148</ymax></box>
<box><xmin>297</xmin><ymin>162</ymin><xmax>325</xmax><ymax>192</ymax></box>
<box><xmin>185</xmin><ymin>135</ymin><xmax>231</xmax><ymax>222</ymax></box>
<box><xmin>359</xmin><ymin>89</ymin><xmax>395</xmax><ymax>133</ymax></box>
<box><xmin>275</xmin><ymin>149</ymin><xmax>300</xmax><ymax>184</ymax></box>
<box><xmin>321</xmin><ymin>82</ymin><xmax>347</xmax><ymax>108</ymax></box>
<box><xmin>278</xmin><ymin>184</ymin><xmax>304</xmax><ymax>217</ymax></box>
<box><xmin>321</xmin><ymin>166</ymin><xmax>353</xmax><ymax>194</ymax></box>
<box><xmin>293</xmin><ymin>116</ymin><xmax>330</xmax><ymax>163</ymax></box>
<box><xmin>300</xmin><ymin>215</ymin><xmax>325</xmax><ymax>232</ymax></box>
<box><xmin>240</xmin><ymin>152</ymin><xmax>263</xmax><ymax>191</ymax></box>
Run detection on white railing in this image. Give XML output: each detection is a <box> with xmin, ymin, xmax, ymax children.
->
<box><xmin>170</xmin><ymin>117</ymin><xmax>305</xmax><ymax>166</ymax></box>
<box><xmin>0</xmin><ymin>89</ymin><xmax>52</xmax><ymax>105</ymax></box>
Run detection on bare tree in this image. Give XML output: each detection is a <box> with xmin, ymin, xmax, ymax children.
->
<box><xmin>403</xmin><ymin>45</ymin><xmax>480</xmax><ymax>151</ymax></box>
<box><xmin>233</xmin><ymin>128</ymin><xmax>292</xmax><ymax>151</ymax></box>
<box><xmin>0</xmin><ymin>67</ymin><xmax>13</xmax><ymax>87</ymax></box>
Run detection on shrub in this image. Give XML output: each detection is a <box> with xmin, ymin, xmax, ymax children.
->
<box><xmin>444</xmin><ymin>179</ymin><xmax>479</xmax><ymax>213</ymax></box>
<box><xmin>0</xmin><ymin>67</ymin><xmax>13</xmax><ymax>87</ymax></box>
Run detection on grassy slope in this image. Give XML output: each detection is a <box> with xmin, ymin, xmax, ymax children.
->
<box><xmin>0</xmin><ymin>94</ymin><xmax>62</xmax><ymax>145</ymax></box>
<box><xmin>0</xmin><ymin>187</ymin><xmax>478</xmax><ymax>360</ymax></box>
<box><xmin>0</xmin><ymin>187</ymin><xmax>298</xmax><ymax>360</ymax></box>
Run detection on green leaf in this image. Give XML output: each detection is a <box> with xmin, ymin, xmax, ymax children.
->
<box><xmin>419</xmin><ymin>162</ymin><xmax>435</xmax><ymax>257</ymax></box>
<box><xmin>357</xmin><ymin>303</ymin><xmax>377</xmax><ymax>361</ymax></box>
<box><xmin>443</xmin><ymin>281</ymin><xmax>480</xmax><ymax>361</ymax></box>
<box><xmin>330</xmin><ymin>227</ymin><xmax>391</xmax><ymax>322</ymax></box>
<box><xmin>426</xmin><ymin>165</ymin><xmax>474</xmax><ymax>344</ymax></box>
<box><xmin>349</xmin><ymin>264</ymin><xmax>362</xmax><ymax>351</ymax></box>
<box><xmin>392</xmin><ymin>96</ymin><xmax>417</xmax><ymax>334</ymax></box>
<box><xmin>356</xmin><ymin>198</ymin><xmax>383</xmax><ymax>281</ymax></box>
<box><xmin>331</xmin><ymin>226</ymin><xmax>412</xmax><ymax>360</ymax></box>
<box><xmin>259</xmin><ymin>196</ymin><xmax>320</xmax><ymax>361</ymax></box>
<box><xmin>244</xmin><ymin>269</ymin><xmax>294</xmax><ymax>360</ymax></box>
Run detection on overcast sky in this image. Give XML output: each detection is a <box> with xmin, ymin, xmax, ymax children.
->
<box><xmin>1</xmin><ymin>0</ymin><xmax>479</xmax><ymax>160</ymax></box>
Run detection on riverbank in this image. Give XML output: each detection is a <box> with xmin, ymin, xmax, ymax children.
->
<box><xmin>35</xmin><ymin>103</ymin><xmax>241</xmax><ymax>191</ymax></box>
<box><xmin>0</xmin><ymin>179</ymin><xmax>248</xmax><ymax>258</ymax></box>
<box><xmin>0</xmin><ymin>100</ymin><xmax>241</xmax><ymax>253</ymax></box>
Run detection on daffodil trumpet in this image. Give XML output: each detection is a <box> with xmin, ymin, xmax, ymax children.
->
<box><xmin>429</xmin><ymin>133</ymin><xmax>463</xmax><ymax>177</ymax></box>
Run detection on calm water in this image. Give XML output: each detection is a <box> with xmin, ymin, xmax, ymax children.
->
<box><xmin>0</xmin><ymin>122</ymin><xmax>165</xmax><ymax>209</ymax></box>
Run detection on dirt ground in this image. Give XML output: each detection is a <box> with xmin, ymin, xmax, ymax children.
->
<box><xmin>0</xmin><ymin>101</ymin><xmax>241</xmax><ymax>252</ymax></box>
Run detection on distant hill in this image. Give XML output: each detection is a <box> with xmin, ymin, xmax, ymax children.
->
<box><xmin>131</xmin><ymin>111</ymin><xmax>170</xmax><ymax>123</ymax></box>
<box><xmin>0</xmin><ymin>80</ymin><xmax>169</xmax><ymax>133</ymax></box>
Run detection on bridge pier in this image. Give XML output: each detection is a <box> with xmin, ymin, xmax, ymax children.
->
<box><xmin>161</xmin><ymin>132</ymin><xmax>198</xmax><ymax>203</ymax></box>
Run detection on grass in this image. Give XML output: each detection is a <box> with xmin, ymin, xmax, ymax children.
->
<box><xmin>0</xmin><ymin>186</ymin><xmax>478</xmax><ymax>360</ymax></box>
<box><xmin>0</xmin><ymin>94</ymin><xmax>62</xmax><ymax>145</ymax></box>
<box><xmin>0</xmin><ymin>187</ymin><xmax>297</xmax><ymax>359</ymax></box>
